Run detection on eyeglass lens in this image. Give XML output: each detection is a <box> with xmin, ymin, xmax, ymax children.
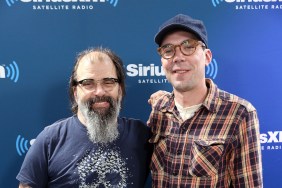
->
<box><xmin>78</xmin><ymin>78</ymin><xmax>118</xmax><ymax>92</ymax></box>
<box><xmin>159</xmin><ymin>39</ymin><xmax>203</xmax><ymax>59</ymax></box>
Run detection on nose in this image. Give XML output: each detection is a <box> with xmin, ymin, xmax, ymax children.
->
<box><xmin>172</xmin><ymin>46</ymin><xmax>185</xmax><ymax>63</ymax></box>
<box><xmin>91</xmin><ymin>83</ymin><xmax>106</xmax><ymax>96</ymax></box>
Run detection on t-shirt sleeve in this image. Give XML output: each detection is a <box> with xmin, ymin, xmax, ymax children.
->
<box><xmin>16</xmin><ymin>128</ymin><xmax>50</xmax><ymax>187</ymax></box>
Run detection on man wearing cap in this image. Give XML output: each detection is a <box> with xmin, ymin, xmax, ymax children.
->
<box><xmin>147</xmin><ymin>14</ymin><xmax>263</xmax><ymax>187</ymax></box>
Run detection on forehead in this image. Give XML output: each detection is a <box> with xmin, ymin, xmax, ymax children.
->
<box><xmin>76</xmin><ymin>51</ymin><xmax>117</xmax><ymax>79</ymax></box>
<box><xmin>161</xmin><ymin>31</ymin><xmax>197</xmax><ymax>46</ymax></box>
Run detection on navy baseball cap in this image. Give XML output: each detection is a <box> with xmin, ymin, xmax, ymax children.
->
<box><xmin>154</xmin><ymin>14</ymin><xmax>208</xmax><ymax>47</ymax></box>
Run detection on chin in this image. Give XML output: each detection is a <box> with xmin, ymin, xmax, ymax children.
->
<box><xmin>93</xmin><ymin>107</ymin><xmax>109</xmax><ymax>115</ymax></box>
<box><xmin>173</xmin><ymin>83</ymin><xmax>193</xmax><ymax>92</ymax></box>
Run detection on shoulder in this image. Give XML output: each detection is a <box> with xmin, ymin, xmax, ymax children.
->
<box><xmin>207</xmin><ymin>79</ymin><xmax>256</xmax><ymax>113</ymax></box>
<box><xmin>218</xmin><ymin>89</ymin><xmax>256</xmax><ymax>113</ymax></box>
<box><xmin>45</xmin><ymin>116</ymin><xmax>77</xmax><ymax>130</ymax></box>
<box><xmin>39</xmin><ymin>116</ymin><xmax>78</xmax><ymax>139</ymax></box>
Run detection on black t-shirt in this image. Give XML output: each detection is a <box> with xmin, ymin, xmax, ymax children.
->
<box><xmin>17</xmin><ymin>116</ymin><xmax>152</xmax><ymax>188</ymax></box>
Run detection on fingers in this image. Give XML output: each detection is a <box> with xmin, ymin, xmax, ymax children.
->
<box><xmin>148</xmin><ymin>90</ymin><xmax>169</xmax><ymax>106</ymax></box>
<box><xmin>148</xmin><ymin>98</ymin><xmax>153</xmax><ymax>105</ymax></box>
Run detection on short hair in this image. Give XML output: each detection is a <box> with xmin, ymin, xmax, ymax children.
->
<box><xmin>69</xmin><ymin>47</ymin><xmax>126</xmax><ymax>114</ymax></box>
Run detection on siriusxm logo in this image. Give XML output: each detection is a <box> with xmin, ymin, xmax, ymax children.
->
<box><xmin>6</xmin><ymin>0</ymin><xmax>18</xmax><ymax>7</ymax></box>
<box><xmin>6</xmin><ymin>0</ymin><xmax>119</xmax><ymax>7</ymax></box>
<box><xmin>211</xmin><ymin>0</ymin><xmax>282</xmax><ymax>8</ymax></box>
<box><xmin>212</xmin><ymin>0</ymin><xmax>224</xmax><ymax>7</ymax></box>
<box><xmin>126</xmin><ymin>64</ymin><xmax>165</xmax><ymax>77</ymax></box>
<box><xmin>226</xmin><ymin>0</ymin><xmax>282</xmax><ymax>2</ymax></box>
<box><xmin>206</xmin><ymin>59</ymin><xmax>218</xmax><ymax>79</ymax></box>
<box><xmin>260</xmin><ymin>131</ymin><xmax>282</xmax><ymax>151</ymax></box>
<box><xmin>16</xmin><ymin>135</ymin><xmax>35</xmax><ymax>156</ymax></box>
<box><xmin>126</xmin><ymin>63</ymin><xmax>168</xmax><ymax>84</ymax></box>
<box><xmin>0</xmin><ymin>61</ymin><xmax>20</xmax><ymax>83</ymax></box>
<box><xmin>260</xmin><ymin>131</ymin><xmax>282</xmax><ymax>143</ymax></box>
<box><xmin>0</xmin><ymin>66</ymin><xmax>5</xmax><ymax>78</ymax></box>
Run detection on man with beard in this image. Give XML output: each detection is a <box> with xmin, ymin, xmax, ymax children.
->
<box><xmin>17</xmin><ymin>47</ymin><xmax>152</xmax><ymax>188</ymax></box>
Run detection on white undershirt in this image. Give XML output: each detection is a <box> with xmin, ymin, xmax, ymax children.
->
<box><xmin>175</xmin><ymin>101</ymin><xmax>202</xmax><ymax>120</ymax></box>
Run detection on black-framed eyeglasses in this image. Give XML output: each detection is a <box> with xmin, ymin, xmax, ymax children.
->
<box><xmin>157</xmin><ymin>39</ymin><xmax>206</xmax><ymax>59</ymax></box>
<box><xmin>75</xmin><ymin>77</ymin><xmax>119</xmax><ymax>92</ymax></box>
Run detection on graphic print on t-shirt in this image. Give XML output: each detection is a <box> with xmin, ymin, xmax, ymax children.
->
<box><xmin>77</xmin><ymin>146</ymin><xmax>132</xmax><ymax>188</ymax></box>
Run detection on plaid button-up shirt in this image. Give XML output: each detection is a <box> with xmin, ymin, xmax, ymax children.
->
<box><xmin>147</xmin><ymin>79</ymin><xmax>263</xmax><ymax>188</ymax></box>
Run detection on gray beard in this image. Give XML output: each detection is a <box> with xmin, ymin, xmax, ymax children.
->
<box><xmin>79</xmin><ymin>96</ymin><xmax>121</xmax><ymax>144</ymax></box>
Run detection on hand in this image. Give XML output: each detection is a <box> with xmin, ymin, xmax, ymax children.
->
<box><xmin>148</xmin><ymin>90</ymin><xmax>170</xmax><ymax>106</ymax></box>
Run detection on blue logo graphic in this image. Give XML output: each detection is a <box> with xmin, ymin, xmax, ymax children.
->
<box><xmin>6</xmin><ymin>0</ymin><xmax>118</xmax><ymax>7</ymax></box>
<box><xmin>107</xmin><ymin>0</ymin><xmax>118</xmax><ymax>7</ymax></box>
<box><xmin>206</xmin><ymin>59</ymin><xmax>218</xmax><ymax>79</ymax></box>
<box><xmin>6</xmin><ymin>0</ymin><xmax>18</xmax><ymax>7</ymax></box>
<box><xmin>16</xmin><ymin>135</ymin><xmax>30</xmax><ymax>156</ymax></box>
<box><xmin>0</xmin><ymin>66</ymin><xmax>5</xmax><ymax>79</ymax></box>
<box><xmin>211</xmin><ymin>0</ymin><xmax>223</xmax><ymax>7</ymax></box>
<box><xmin>0</xmin><ymin>61</ymin><xmax>20</xmax><ymax>83</ymax></box>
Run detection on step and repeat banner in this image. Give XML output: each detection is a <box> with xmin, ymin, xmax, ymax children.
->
<box><xmin>1</xmin><ymin>0</ymin><xmax>282</xmax><ymax>187</ymax></box>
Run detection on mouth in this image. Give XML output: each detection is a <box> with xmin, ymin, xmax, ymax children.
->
<box><xmin>92</xmin><ymin>101</ymin><xmax>110</xmax><ymax>109</ymax></box>
<box><xmin>88</xmin><ymin>96</ymin><xmax>112</xmax><ymax>110</ymax></box>
<box><xmin>172</xmin><ymin>69</ymin><xmax>190</xmax><ymax>74</ymax></box>
<box><xmin>173</xmin><ymin>70</ymin><xmax>188</xmax><ymax>73</ymax></box>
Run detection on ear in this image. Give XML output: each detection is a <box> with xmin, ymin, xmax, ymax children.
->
<box><xmin>73</xmin><ymin>86</ymin><xmax>78</xmax><ymax>102</ymax></box>
<box><xmin>204</xmin><ymin>49</ymin><xmax>212</xmax><ymax>66</ymax></box>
